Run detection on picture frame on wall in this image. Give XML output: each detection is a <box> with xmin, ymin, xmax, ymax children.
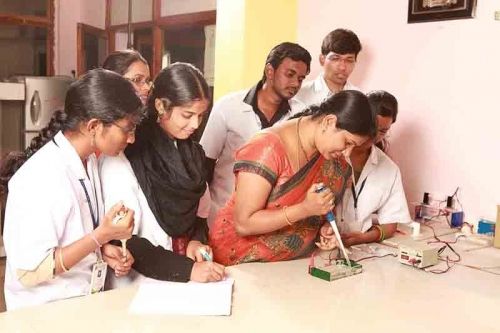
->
<box><xmin>408</xmin><ymin>0</ymin><xmax>477</xmax><ymax>23</ymax></box>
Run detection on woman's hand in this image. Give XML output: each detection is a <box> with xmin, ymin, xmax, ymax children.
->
<box><xmin>316</xmin><ymin>223</ymin><xmax>338</xmax><ymax>250</ymax></box>
<box><xmin>341</xmin><ymin>231</ymin><xmax>367</xmax><ymax>247</ymax></box>
<box><xmin>102</xmin><ymin>243</ymin><xmax>135</xmax><ymax>277</ymax></box>
<box><xmin>95</xmin><ymin>202</ymin><xmax>134</xmax><ymax>244</ymax></box>
<box><xmin>190</xmin><ymin>261</ymin><xmax>225</xmax><ymax>282</ymax></box>
<box><xmin>186</xmin><ymin>240</ymin><xmax>213</xmax><ymax>262</ymax></box>
<box><xmin>301</xmin><ymin>183</ymin><xmax>334</xmax><ymax>217</ymax></box>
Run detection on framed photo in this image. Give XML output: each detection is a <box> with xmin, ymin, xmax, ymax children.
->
<box><xmin>408</xmin><ymin>0</ymin><xmax>477</xmax><ymax>23</ymax></box>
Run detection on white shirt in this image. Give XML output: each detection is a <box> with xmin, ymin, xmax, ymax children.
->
<box><xmin>4</xmin><ymin>131</ymin><xmax>104</xmax><ymax>310</ymax></box>
<box><xmin>338</xmin><ymin>147</ymin><xmax>411</xmax><ymax>233</ymax></box>
<box><xmin>99</xmin><ymin>152</ymin><xmax>210</xmax><ymax>287</ymax></box>
<box><xmin>295</xmin><ymin>73</ymin><xmax>361</xmax><ymax>107</ymax></box>
<box><xmin>200</xmin><ymin>88</ymin><xmax>306</xmax><ymax>226</ymax></box>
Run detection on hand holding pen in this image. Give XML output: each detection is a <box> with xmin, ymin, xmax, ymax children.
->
<box><xmin>198</xmin><ymin>247</ymin><xmax>212</xmax><ymax>261</ymax></box>
<box><xmin>186</xmin><ymin>241</ymin><xmax>213</xmax><ymax>262</ymax></box>
<box><xmin>188</xmin><ymin>246</ymin><xmax>226</xmax><ymax>282</ymax></box>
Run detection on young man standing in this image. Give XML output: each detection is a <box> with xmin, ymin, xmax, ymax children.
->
<box><xmin>200</xmin><ymin>42</ymin><xmax>311</xmax><ymax>225</ymax></box>
<box><xmin>296</xmin><ymin>28</ymin><xmax>362</xmax><ymax>106</ymax></box>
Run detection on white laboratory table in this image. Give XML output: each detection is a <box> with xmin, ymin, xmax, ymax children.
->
<box><xmin>1</xmin><ymin>239</ymin><xmax>500</xmax><ymax>333</ymax></box>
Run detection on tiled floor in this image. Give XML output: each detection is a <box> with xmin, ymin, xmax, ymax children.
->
<box><xmin>0</xmin><ymin>257</ymin><xmax>5</xmax><ymax>312</ymax></box>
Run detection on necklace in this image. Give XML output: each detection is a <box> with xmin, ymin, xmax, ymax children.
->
<box><xmin>296</xmin><ymin>117</ymin><xmax>309</xmax><ymax>169</ymax></box>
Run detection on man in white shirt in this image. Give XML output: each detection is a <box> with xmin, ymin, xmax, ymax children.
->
<box><xmin>295</xmin><ymin>28</ymin><xmax>362</xmax><ymax>106</ymax></box>
<box><xmin>339</xmin><ymin>145</ymin><xmax>412</xmax><ymax>238</ymax></box>
<box><xmin>200</xmin><ymin>42</ymin><xmax>311</xmax><ymax>225</ymax></box>
<box><xmin>318</xmin><ymin>90</ymin><xmax>411</xmax><ymax>249</ymax></box>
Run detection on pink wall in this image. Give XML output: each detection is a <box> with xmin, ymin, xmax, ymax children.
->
<box><xmin>54</xmin><ymin>0</ymin><xmax>105</xmax><ymax>76</ymax></box>
<box><xmin>298</xmin><ymin>0</ymin><xmax>500</xmax><ymax>223</ymax></box>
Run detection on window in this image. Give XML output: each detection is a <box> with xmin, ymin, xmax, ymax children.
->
<box><xmin>0</xmin><ymin>0</ymin><xmax>54</xmax><ymax>78</ymax></box>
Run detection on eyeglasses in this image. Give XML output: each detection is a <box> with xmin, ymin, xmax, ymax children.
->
<box><xmin>325</xmin><ymin>52</ymin><xmax>356</xmax><ymax>66</ymax></box>
<box><xmin>112</xmin><ymin>122</ymin><xmax>137</xmax><ymax>136</ymax></box>
<box><xmin>125</xmin><ymin>76</ymin><xmax>154</xmax><ymax>88</ymax></box>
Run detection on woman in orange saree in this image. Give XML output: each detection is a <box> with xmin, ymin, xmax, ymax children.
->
<box><xmin>209</xmin><ymin>91</ymin><xmax>377</xmax><ymax>266</ymax></box>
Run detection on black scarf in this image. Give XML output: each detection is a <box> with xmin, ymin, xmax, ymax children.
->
<box><xmin>124</xmin><ymin>120</ymin><xmax>207</xmax><ymax>238</ymax></box>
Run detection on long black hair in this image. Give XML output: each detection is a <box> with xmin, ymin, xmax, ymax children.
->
<box><xmin>291</xmin><ymin>90</ymin><xmax>377</xmax><ymax>138</ymax></box>
<box><xmin>146</xmin><ymin>62</ymin><xmax>210</xmax><ymax>123</ymax></box>
<box><xmin>0</xmin><ymin>68</ymin><xmax>143</xmax><ymax>199</ymax></box>
<box><xmin>367</xmin><ymin>90</ymin><xmax>398</xmax><ymax>152</ymax></box>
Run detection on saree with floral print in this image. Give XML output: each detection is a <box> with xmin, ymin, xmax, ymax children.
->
<box><xmin>209</xmin><ymin>132</ymin><xmax>351</xmax><ymax>266</ymax></box>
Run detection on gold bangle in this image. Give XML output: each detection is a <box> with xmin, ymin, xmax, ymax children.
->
<box><xmin>58</xmin><ymin>248</ymin><xmax>69</xmax><ymax>273</ymax></box>
<box><xmin>373</xmin><ymin>225</ymin><xmax>384</xmax><ymax>242</ymax></box>
<box><xmin>283</xmin><ymin>206</ymin><xmax>293</xmax><ymax>225</ymax></box>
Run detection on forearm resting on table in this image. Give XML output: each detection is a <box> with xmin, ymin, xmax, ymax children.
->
<box><xmin>365</xmin><ymin>223</ymin><xmax>397</xmax><ymax>243</ymax></box>
<box><xmin>16</xmin><ymin>230</ymin><xmax>105</xmax><ymax>287</ymax></box>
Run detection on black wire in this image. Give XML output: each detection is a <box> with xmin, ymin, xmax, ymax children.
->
<box><xmin>421</xmin><ymin>216</ymin><xmax>461</xmax><ymax>274</ymax></box>
<box><xmin>451</xmin><ymin>186</ymin><xmax>463</xmax><ymax>211</ymax></box>
<box><xmin>355</xmin><ymin>253</ymin><xmax>397</xmax><ymax>262</ymax></box>
<box><xmin>427</xmin><ymin>257</ymin><xmax>455</xmax><ymax>274</ymax></box>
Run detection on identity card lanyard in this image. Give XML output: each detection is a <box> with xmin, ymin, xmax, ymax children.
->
<box><xmin>79</xmin><ymin>178</ymin><xmax>108</xmax><ymax>294</ymax></box>
<box><xmin>52</xmin><ymin>137</ymin><xmax>106</xmax><ymax>293</ymax></box>
<box><xmin>350</xmin><ymin>177</ymin><xmax>367</xmax><ymax>224</ymax></box>
<box><xmin>79</xmin><ymin>179</ymin><xmax>99</xmax><ymax>230</ymax></box>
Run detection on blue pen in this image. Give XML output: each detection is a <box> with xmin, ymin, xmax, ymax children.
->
<box><xmin>199</xmin><ymin>247</ymin><xmax>212</xmax><ymax>261</ymax></box>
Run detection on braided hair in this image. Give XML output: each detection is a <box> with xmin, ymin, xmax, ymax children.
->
<box><xmin>0</xmin><ymin>68</ymin><xmax>143</xmax><ymax>200</ymax></box>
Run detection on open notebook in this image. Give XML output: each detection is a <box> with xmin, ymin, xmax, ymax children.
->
<box><xmin>128</xmin><ymin>277</ymin><xmax>234</xmax><ymax>316</ymax></box>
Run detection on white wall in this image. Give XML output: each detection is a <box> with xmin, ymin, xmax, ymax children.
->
<box><xmin>110</xmin><ymin>0</ymin><xmax>153</xmax><ymax>25</ymax></box>
<box><xmin>298</xmin><ymin>0</ymin><xmax>500</xmax><ymax>222</ymax></box>
<box><xmin>81</xmin><ymin>0</ymin><xmax>106</xmax><ymax>29</ymax></box>
<box><xmin>54</xmin><ymin>0</ymin><xmax>105</xmax><ymax>76</ymax></box>
<box><xmin>161</xmin><ymin>0</ymin><xmax>216</xmax><ymax>16</ymax></box>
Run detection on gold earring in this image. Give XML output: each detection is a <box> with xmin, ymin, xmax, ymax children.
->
<box><xmin>91</xmin><ymin>132</ymin><xmax>96</xmax><ymax>148</ymax></box>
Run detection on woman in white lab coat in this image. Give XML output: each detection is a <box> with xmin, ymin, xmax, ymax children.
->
<box><xmin>321</xmin><ymin>90</ymin><xmax>411</xmax><ymax>248</ymax></box>
<box><xmin>0</xmin><ymin>69</ymin><xmax>143</xmax><ymax>310</ymax></box>
<box><xmin>100</xmin><ymin>62</ymin><xmax>224</xmax><ymax>284</ymax></box>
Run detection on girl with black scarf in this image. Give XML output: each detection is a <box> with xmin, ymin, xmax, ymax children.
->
<box><xmin>100</xmin><ymin>62</ymin><xmax>225</xmax><ymax>284</ymax></box>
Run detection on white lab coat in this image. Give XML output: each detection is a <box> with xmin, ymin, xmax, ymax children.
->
<box><xmin>3</xmin><ymin>131</ymin><xmax>103</xmax><ymax>310</ymax></box>
<box><xmin>338</xmin><ymin>146</ymin><xmax>411</xmax><ymax>233</ymax></box>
